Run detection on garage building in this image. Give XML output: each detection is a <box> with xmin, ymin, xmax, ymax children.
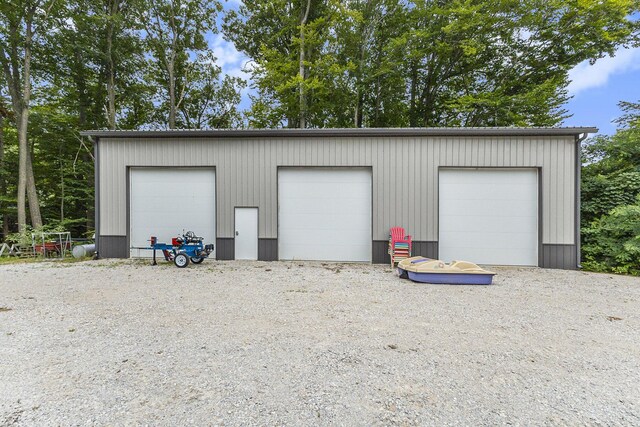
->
<box><xmin>82</xmin><ymin>127</ymin><xmax>596</xmax><ymax>269</ymax></box>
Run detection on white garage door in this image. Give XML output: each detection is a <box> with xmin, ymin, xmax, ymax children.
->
<box><xmin>129</xmin><ymin>168</ymin><xmax>216</xmax><ymax>258</ymax></box>
<box><xmin>439</xmin><ymin>169</ymin><xmax>538</xmax><ymax>266</ymax></box>
<box><xmin>278</xmin><ymin>168</ymin><xmax>372</xmax><ymax>262</ymax></box>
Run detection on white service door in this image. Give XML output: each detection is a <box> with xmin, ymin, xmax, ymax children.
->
<box><xmin>235</xmin><ymin>208</ymin><xmax>258</xmax><ymax>260</ymax></box>
<box><xmin>278</xmin><ymin>168</ymin><xmax>372</xmax><ymax>262</ymax></box>
<box><xmin>130</xmin><ymin>168</ymin><xmax>216</xmax><ymax>258</ymax></box>
<box><xmin>439</xmin><ymin>169</ymin><xmax>538</xmax><ymax>266</ymax></box>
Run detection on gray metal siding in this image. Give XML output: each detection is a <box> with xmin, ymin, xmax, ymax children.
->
<box><xmin>372</xmin><ymin>240</ymin><xmax>438</xmax><ymax>264</ymax></box>
<box><xmin>98</xmin><ymin>135</ymin><xmax>576</xmax><ymax>252</ymax></box>
<box><xmin>258</xmin><ymin>238</ymin><xmax>278</xmax><ymax>261</ymax></box>
<box><xmin>413</xmin><ymin>241</ymin><xmax>439</xmax><ymax>260</ymax></box>
<box><xmin>372</xmin><ymin>241</ymin><xmax>389</xmax><ymax>264</ymax></box>
<box><xmin>541</xmin><ymin>244</ymin><xmax>578</xmax><ymax>270</ymax></box>
<box><xmin>216</xmin><ymin>238</ymin><xmax>234</xmax><ymax>260</ymax></box>
<box><xmin>98</xmin><ymin>236</ymin><xmax>128</xmax><ymax>258</ymax></box>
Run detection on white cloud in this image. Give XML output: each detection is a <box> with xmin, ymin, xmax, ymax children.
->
<box><xmin>210</xmin><ymin>33</ymin><xmax>244</xmax><ymax>69</ymax></box>
<box><xmin>207</xmin><ymin>33</ymin><xmax>253</xmax><ymax>82</ymax></box>
<box><xmin>224</xmin><ymin>0</ymin><xmax>243</xmax><ymax>7</ymax></box>
<box><xmin>207</xmin><ymin>34</ymin><xmax>255</xmax><ymax>109</ymax></box>
<box><xmin>568</xmin><ymin>46</ymin><xmax>640</xmax><ymax>95</ymax></box>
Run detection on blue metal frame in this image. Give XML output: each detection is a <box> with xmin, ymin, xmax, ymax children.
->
<box><xmin>144</xmin><ymin>232</ymin><xmax>214</xmax><ymax>266</ymax></box>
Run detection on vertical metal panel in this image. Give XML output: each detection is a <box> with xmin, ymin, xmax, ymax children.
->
<box><xmin>98</xmin><ymin>236</ymin><xmax>128</xmax><ymax>258</ymax></box>
<box><xmin>412</xmin><ymin>241</ymin><xmax>439</xmax><ymax>260</ymax></box>
<box><xmin>94</xmin><ymin>140</ymin><xmax>101</xmax><ymax>256</ymax></box>
<box><xmin>98</xmin><ymin>135</ymin><xmax>577</xmax><ymax>252</ymax></box>
<box><xmin>565</xmin><ymin>141</ymin><xmax>576</xmax><ymax>244</ymax></box>
<box><xmin>541</xmin><ymin>244</ymin><xmax>577</xmax><ymax>269</ymax></box>
<box><xmin>258</xmin><ymin>238</ymin><xmax>278</xmax><ymax>261</ymax></box>
<box><xmin>371</xmin><ymin>241</ymin><xmax>390</xmax><ymax>264</ymax></box>
<box><xmin>216</xmin><ymin>238</ymin><xmax>234</xmax><ymax>260</ymax></box>
<box><xmin>372</xmin><ymin>240</ymin><xmax>438</xmax><ymax>264</ymax></box>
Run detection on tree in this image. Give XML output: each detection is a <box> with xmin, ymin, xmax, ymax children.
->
<box><xmin>581</xmin><ymin>100</ymin><xmax>640</xmax><ymax>275</ymax></box>
<box><xmin>0</xmin><ymin>0</ymin><xmax>246</xmax><ymax>240</ymax></box>
<box><xmin>177</xmin><ymin>53</ymin><xmax>245</xmax><ymax>129</ymax></box>
<box><xmin>322</xmin><ymin>0</ymin><xmax>407</xmax><ymax>127</ymax></box>
<box><xmin>298</xmin><ymin>0</ymin><xmax>311</xmax><ymax>128</ymax></box>
<box><xmin>40</xmin><ymin>0</ymin><xmax>150</xmax><ymax>231</ymax></box>
<box><xmin>0</xmin><ymin>0</ymin><xmax>59</xmax><ymax>232</ymax></box>
<box><xmin>226</xmin><ymin>0</ymin><xmax>639</xmax><ymax>128</ymax></box>
<box><xmin>105</xmin><ymin>0</ymin><xmax>121</xmax><ymax>129</ymax></box>
<box><xmin>139</xmin><ymin>0</ymin><xmax>222</xmax><ymax>129</ymax></box>
<box><xmin>224</xmin><ymin>0</ymin><xmax>335</xmax><ymax>128</ymax></box>
<box><xmin>0</xmin><ymin>96</ymin><xmax>10</xmax><ymax>238</ymax></box>
<box><xmin>582</xmin><ymin>195</ymin><xmax>640</xmax><ymax>275</ymax></box>
<box><xmin>94</xmin><ymin>0</ymin><xmax>151</xmax><ymax>130</ymax></box>
<box><xmin>581</xmin><ymin>101</ymin><xmax>640</xmax><ymax>228</ymax></box>
<box><xmin>388</xmin><ymin>0</ymin><xmax>640</xmax><ymax>127</ymax></box>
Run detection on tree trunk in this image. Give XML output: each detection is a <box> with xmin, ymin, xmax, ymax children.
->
<box><xmin>17</xmin><ymin>109</ymin><xmax>28</xmax><ymax>232</ymax></box>
<box><xmin>168</xmin><ymin>62</ymin><xmax>176</xmax><ymax>129</ymax></box>
<box><xmin>353</xmin><ymin>88</ymin><xmax>360</xmax><ymax>127</ymax></box>
<box><xmin>72</xmin><ymin>29</ymin><xmax>93</xmax><ymax>233</ymax></box>
<box><xmin>18</xmin><ymin>20</ymin><xmax>42</xmax><ymax>231</ymax></box>
<box><xmin>0</xmin><ymin>115</ymin><xmax>7</xmax><ymax>239</ymax></box>
<box><xmin>409</xmin><ymin>61</ymin><xmax>418</xmax><ymax>127</ymax></box>
<box><xmin>298</xmin><ymin>0</ymin><xmax>311</xmax><ymax>129</ymax></box>
<box><xmin>71</xmin><ymin>43</ymin><xmax>91</xmax><ymax>129</ymax></box>
<box><xmin>1</xmin><ymin>10</ymin><xmax>42</xmax><ymax>232</ymax></box>
<box><xmin>59</xmin><ymin>156</ymin><xmax>64</xmax><ymax>223</ymax></box>
<box><xmin>106</xmin><ymin>0</ymin><xmax>118</xmax><ymax>129</ymax></box>
<box><xmin>26</xmin><ymin>149</ymin><xmax>42</xmax><ymax>228</ymax></box>
<box><xmin>354</xmin><ymin>63</ymin><xmax>364</xmax><ymax>128</ymax></box>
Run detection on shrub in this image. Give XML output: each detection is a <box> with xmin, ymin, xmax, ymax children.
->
<box><xmin>582</xmin><ymin>195</ymin><xmax>640</xmax><ymax>275</ymax></box>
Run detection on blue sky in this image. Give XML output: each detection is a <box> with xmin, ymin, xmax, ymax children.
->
<box><xmin>565</xmin><ymin>46</ymin><xmax>640</xmax><ymax>135</ymax></box>
<box><xmin>212</xmin><ymin>4</ymin><xmax>640</xmax><ymax>136</ymax></box>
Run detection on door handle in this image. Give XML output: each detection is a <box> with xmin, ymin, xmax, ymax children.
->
<box><xmin>235</xmin><ymin>231</ymin><xmax>239</xmax><ymax>236</ymax></box>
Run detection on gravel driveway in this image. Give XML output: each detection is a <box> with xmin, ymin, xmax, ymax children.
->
<box><xmin>1</xmin><ymin>259</ymin><xmax>639</xmax><ymax>426</ymax></box>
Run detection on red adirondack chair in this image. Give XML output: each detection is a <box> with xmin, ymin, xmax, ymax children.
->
<box><xmin>389</xmin><ymin>226</ymin><xmax>412</xmax><ymax>267</ymax></box>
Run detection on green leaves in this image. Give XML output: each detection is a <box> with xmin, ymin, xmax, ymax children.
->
<box><xmin>227</xmin><ymin>0</ymin><xmax>639</xmax><ymax>128</ymax></box>
<box><xmin>1</xmin><ymin>0</ymin><xmax>246</xmax><ymax>237</ymax></box>
<box><xmin>177</xmin><ymin>52</ymin><xmax>246</xmax><ymax>129</ymax></box>
<box><xmin>581</xmin><ymin>100</ymin><xmax>640</xmax><ymax>276</ymax></box>
<box><xmin>140</xmin><ymin>0</ymin><xmax>225</xmax><ymax>128</ymax></box>
<box><xmin>582</xmin><ymin>195</ymin><xmax>640</xmax><ymax>275</ymax></box>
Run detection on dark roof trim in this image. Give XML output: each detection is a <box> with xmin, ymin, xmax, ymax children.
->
<box><xmin>80</xmin><ymin>127</ymin><xmax>598</xmax><ymax>139</ymax></box>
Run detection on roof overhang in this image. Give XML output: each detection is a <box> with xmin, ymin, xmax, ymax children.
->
<box><xmin>80</xmin><ymin>127</ymin><xmax>598</xmax><ymax>140</ymax></box>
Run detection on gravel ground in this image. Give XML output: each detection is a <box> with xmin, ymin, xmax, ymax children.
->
<box><xmin>0</xmin><ymin>259</ymin><xmax>639</xmax><ymax>426</ymax></box>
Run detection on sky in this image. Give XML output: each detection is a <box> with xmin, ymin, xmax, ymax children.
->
<box><xmin>565</xmin><ymin>46</ymin><xmax>640</xmax><ymax>135</ymax></box>
<box><xmin>212</xmin><ymin>5</ymin><xmax>640</xmax><ymax>136</ymax></box>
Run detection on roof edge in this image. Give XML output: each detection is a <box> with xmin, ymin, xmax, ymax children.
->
<box><xmin>80</xmin><ymin>127</ymin><xmax>599</xmax><ymax>139</ymax></box>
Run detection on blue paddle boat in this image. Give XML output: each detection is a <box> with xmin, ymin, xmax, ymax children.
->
<box><xmin>397</xmin><ymin>256</ymin><xmax>496</xmax><ymax>285</ymax></box>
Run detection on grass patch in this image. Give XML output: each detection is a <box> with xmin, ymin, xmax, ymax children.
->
<box><xmin>0</xmin><ymin>257</ymin><xmax>40</xmax><ymax>266</ymax></box>
<box><xmin>87</xmin><ymin>259</ymin><xmax>151</xmax><ymax>268</ymax></box>
<box><xmin>58</xmin><ymin>256</ymin><xmax>93</xmax><ymax>264</ymax></box>
<box><xmin>0</xmin><ymin>256</ymin><xmax>94</xmax><ymax>266</ymax></box>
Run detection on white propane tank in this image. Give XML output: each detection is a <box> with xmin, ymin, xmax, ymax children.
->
<box><xmin>72</xmin><ymin>244</ymin><xmax>96</xmax><ymax>258</ymax></box>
